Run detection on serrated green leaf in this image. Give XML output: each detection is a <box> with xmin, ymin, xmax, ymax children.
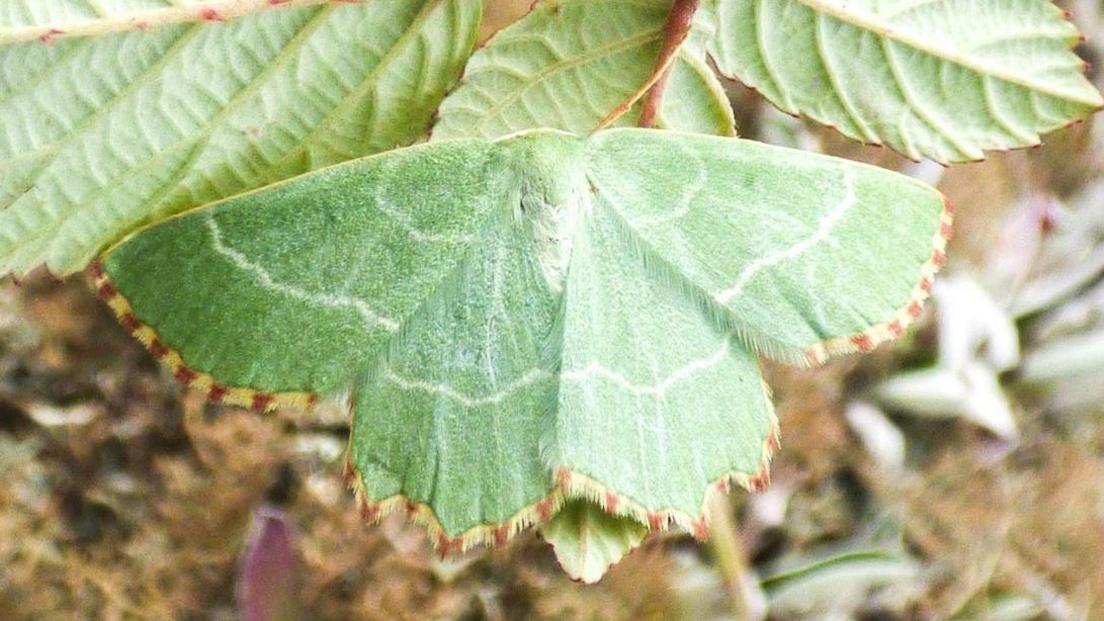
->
<box><xmin>539</xmin><ymin>499</ymin><xmax>648</xmax><ymax>584</ymax></box>
<box><xmin>707</xmin><ymin>0</ymin><xmax>1103</xmax><ymax>162</ymax></box>
<box><xmin>0</xmin><ymin>0</ymin><xmax>335</xmax><ymax>43</ymax></box>
<box><xmin>0</xmin><ymin>0</ymin><xmax>480</xmax><ymax>277</ymax></box>
<box><xmin>433</xmin><ymin>0</ymin><xmax>735</xmax><ymax>140</ymax></box>
<box><xmin>95</xmin><ymin>128</ymin><xmax>943</xmax><ymax>548</ymax></box>
<box><xmin>660</xmin><ymin>38</ymin><xmax>736</xmax><ymax>136</ymax></box>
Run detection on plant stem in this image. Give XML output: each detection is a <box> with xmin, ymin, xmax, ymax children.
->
<box><xmin>707</xmin><ymin>493</ymin><xmax>767</xmax><ymax>621</ymax></box>
<box><xmin>638</xmin><ymin>0</ymin><xmax>700</xmax><ymax>128</ymax></box>
<box><xmin>593</xmin><ymin>0</ymin><xmax>700</xmax><ymax>130</ymax></box>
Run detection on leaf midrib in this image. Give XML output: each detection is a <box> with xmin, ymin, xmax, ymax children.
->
<box><xmin>795</xmin><ymin>0</ymin><xmax>1102</xmax><ymax>106</ymax></box>
<box><xmin>254</xmin><ymin>0</ymin><xmax>448</xmax><ymax>183</ymax></box>
<box><xmin>5</xmin><ymin>0</ymin><xmax>454</xmax><ymax>264</ymax></box>
<box><xmin>0</xmin><ymin>0</ymin><xmax>336</xmax><ymax>45</ymax></box>
<box><xmin>468</xmin><ymin>28</ymin><xmax>665</xmax><ymax>132</ymax></box>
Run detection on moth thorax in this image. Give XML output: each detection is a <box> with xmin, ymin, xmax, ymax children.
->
<box><xmin>506</xmin><ymin>130</ymin><xmax>588</xmax><ymax>293</ymax></box>
<box><xmin>519</xmin><ymin>187</ymin><xmax>581</xmax><ymax>293</ymax></box>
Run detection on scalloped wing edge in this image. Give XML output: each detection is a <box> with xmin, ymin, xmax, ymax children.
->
<box><xmin>343</xmin><ymin>457</ymin><xmax>567</xmax><ymax>557</ymax></box>
<box><xmin>553</xmin><ymin>373</ymin><xmax>780</xmax><ymax>540</ymax></box>
<box><xmin>89</xmin><ymin>260</ymin><xmax>318</xmax><ymax>412</ymax></box>
<box><xmin>93</xmin><ymin>249</ymin><xmax>783</xmax><ymax>556</ymax></box>
<box><xmin>342</xmin><ymin>371</ymin><xmax>781</xmax><ymax>556</ymax></box>
<box><xmin>801</xmin><ymin>196</ymin><xmax>954</xmax><ymax>366</ymax></box>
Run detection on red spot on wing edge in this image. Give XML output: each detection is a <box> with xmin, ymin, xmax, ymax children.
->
<box><xmin>748</xmin><ymin>471</ymin><xmax>771</xmax><ymax>493</ymax></box>
<box><xmin>208</xmin><ymin>384</ymin><xmax>228</xmax><ymax>403</ymax></box>
<box><xmin>767</xmin><ymin>428</ymin><xmax>782</xmax><ymax>453</ymax></box>
<box><xmin>850</xmin><ymin>333</ymin><xmax>873</xmax><ymax>352</ymax></box>
<box><xmin>888</xmin><ymin>319</ymin><xmax>904</xmax><ymax>337</ymax></box>
<box><xmin>173</xmin><ymin>367</ymin><xmax>197</xmax><ymax>384</ymax></box>
<box><xmin>604</xmin><ymin>491</ymin><xmax>620</xmax><ymax>513</ymax></box>
<box><xmin>120</xmin><ymin>313</ymin><xmax>141</xmax><ymax>333</ymax></box>
<box><xmin>436</xmin><ymin>534</ymin><xmax>456</xmax><ymax>556</ymax></box>
<box><xmin>691</xmin><ymin>518</ymin><xmax>709</xmax><ymax>541</ymax></box>
<box><xmin>148</xmin><ymin>339</ymin><xmax>168</xmax><ymax>359</ymax></box>
<box><xmin>647</xmin><ymin>513</ymin><xmax>665</xmax><ymax>530</ymax></box>
<box><xmin>251</xmin><ymin>393</ymin><xmax>274</xmax><ymax>412</ymax></box>
<box><xmin>359</xmin><ymin>500</ymin><xmax>380</xmax><ymax>522</ymax></box>
<box><xmin>536</xmin><ymin>498</ymin><xmax>555</xmax><ymax>521</ymax></box>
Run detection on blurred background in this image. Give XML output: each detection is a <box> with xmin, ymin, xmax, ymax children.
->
<box><xmin>3</xmin><ymin>1</ymin><xmax>1104</xmax><ymax>619</ymax></box>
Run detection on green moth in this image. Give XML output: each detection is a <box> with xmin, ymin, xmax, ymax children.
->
<box><xmin>91</xmin><ymin>128</ymin><xmax>950</xmax><ymax>552</ymax></box>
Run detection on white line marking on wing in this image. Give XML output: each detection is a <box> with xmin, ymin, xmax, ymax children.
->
<box><xmin>205</xmin><ymin>215</ymin><xmax>399</xmax><ymax>331</ymax></box>
<box><xmin>625</xmin><ymin>144</ymin><xmax>707</xmax><ymax>227</ymax></box>
<box><xmin>381</xmin><ymin>337</ymin><xmax>731</xmax><ymax>407</ymax></box>
<box><xmin>384</xmin><ymin>368</ymin><xmax>554</xmax><ymax>407</ymax></box>
<box><xmin>376</xmin><ymin>193</ymin><xmax>474</xmax><ymax>244</ymax></box>
<box><xmin>561</xmin><ymin>338</ymin><xmax>730</xmax><ymax>398</ymax></box>
<box><xmin>714</xmin><ymin>167</ymin><xmax>857</xmax><ymax>305</ymax></box>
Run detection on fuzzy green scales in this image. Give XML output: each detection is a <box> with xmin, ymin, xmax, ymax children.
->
<box><xmin>100</xmin><ymin>128</ymin><xmax>943</xmax><ymax>539</ymax></box>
